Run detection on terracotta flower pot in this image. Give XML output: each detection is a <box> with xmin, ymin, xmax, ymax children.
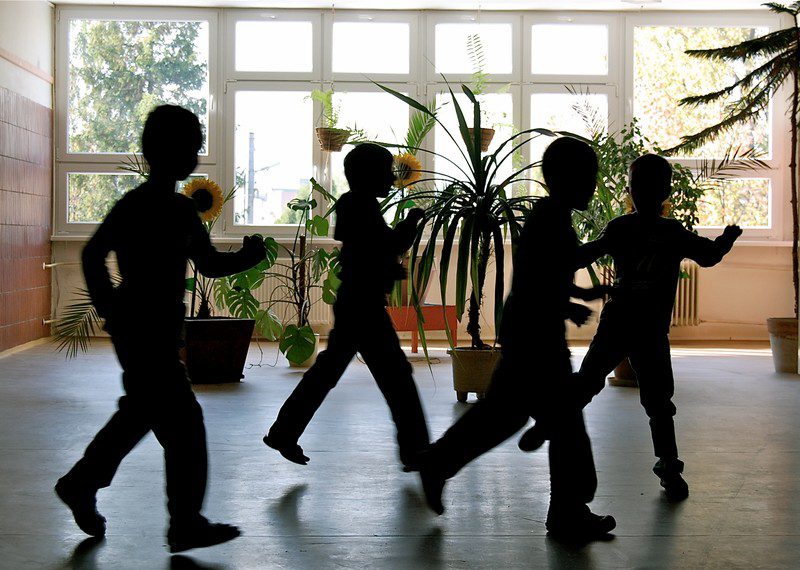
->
<box><xmin>181</xmin><ymin>317</ymin><xmax>255</xmax><ymax>384</ymax></box>
<box><xmin>767</xmin><ymin>317</ymin><xmax>798</xmax><ymax>374</ymax></box>
<box><xmin>449</xmin><ymin>347</ymin><xmax>502</xmax><ymax>402</ymax></box>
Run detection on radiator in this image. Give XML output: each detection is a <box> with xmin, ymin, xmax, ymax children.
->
<box><xmin>672</xmin><ymin>261</ymin><xmax>699</xmax><ymax>327</ymax></box>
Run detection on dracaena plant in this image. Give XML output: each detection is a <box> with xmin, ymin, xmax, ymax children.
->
<box><xmin>214</xmin><ymin>179</ymin><xmax>341</xmax><ymax>365</ymax></box>
<box><xmin>375</xmin><ymin>80</ymin><xmax>558</xmax><ymax>349</ymax></box>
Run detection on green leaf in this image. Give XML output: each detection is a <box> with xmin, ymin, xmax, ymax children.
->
<box><xmin>279</xmin><ymin>324</ymin><xmax>317</xmax><ymax>364</ymax></box>
<box><xmin>305</xmin><ymin>215</ymin><xmax>330</xmax><ymax>237</ymax></box>
<box><xmin>185</xmin><ymin>277</ymin><xmax>196</xmax><ymax>293</ymax></box>
<box><xmin>256</xmin><ymin>308</ymin><xmax>283</xmax><ymax>341</ymax></box>
<box><xmin>226</xmin><ymin>287</ymin><xmax>260</xmax><ymax>319</ymax></box>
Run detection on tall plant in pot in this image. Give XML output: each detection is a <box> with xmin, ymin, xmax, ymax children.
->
<box><xmin>215</xmin><ymin>180</ymin><xmax>341</xmax><ymax>367</ymax></box>
<box><xmin>377</xmin><ymin>80</ymin><xmax>557</xmax><ymax>400</ymax></box>
<box><xmin>664</xmin><ymin>1</ymin><xmax>800</xmax><ymax>373</ymax></box>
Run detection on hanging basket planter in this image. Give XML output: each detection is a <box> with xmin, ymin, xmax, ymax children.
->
<box><xmin>316</xmin><ymin>127</ymin><xmax>351</xmax><ymax>152</ymax></box>
<box><xmin>466</xmin><ymin>128</ymin><xmax>495</xmax><ymax>152</ymax></box>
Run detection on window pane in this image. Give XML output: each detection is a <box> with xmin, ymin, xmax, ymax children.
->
<box><xmin>234</xmin><ymin>92</ymin><xmax>313</xmax><ymax>225</ymax></box>
<box><xmin>530</xmin><ymin>92</ymin><xmax>609</xmax><ymax>162</ymax></box>
<box><xmin>68</xmin><ymin>173</ymin><xmax>141</xmax><ymax>223</ymax></box>
<box><xmin>329</xmin><ymin>92</ymin><xmax>410</xmax><ymax>199</ymax></box>
<box><xmin>68</xmin><ymin>19</ymin><xmax>210</xmax><ymax>154</ymax></box>
<box><xmin>531</xmin><ymin>24</ymin><xmax>608</xmax><ymax>75</ymax></box>
<box><xmin>434</xmin><ymin>92</ymin><xmax>514</xmax><ymax>188</ymax></box>
<box><xmin>697</xmin><ymin>178</ymin><xmax>770</xmax><ymax>228</ymax></box>
<box><xmin>435</xmin><ymin>24</ymin><xmax>512</xmax><ymax>74</ymax></box>
<box><xmin>633</xmin><ymin>26</ymin><xmax>770</xmax><ymax>158</ymax></box>
<box><xmin>333</xmin><ymin>22</ymin><xmax>410</xmax><ymax>74</ymax></box>
<box><xmin>235</xmin><ymin>21</ymin><xmax>313</xmax><ymax>72</ymax></box>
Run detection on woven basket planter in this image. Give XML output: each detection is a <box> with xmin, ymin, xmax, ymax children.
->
<box><xmin>316</xmin><ymin>127</ymin><xmax>350</xmax><ymax>152</ymax></box>
<box><xmin>466</xmin><ymin>128</ymin><xmax>495</xmax><ymax>152</ymax></box>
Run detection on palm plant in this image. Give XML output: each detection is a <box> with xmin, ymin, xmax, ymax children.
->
<box><xmin>376</xmin><ymin>81</ymin><xmax>557</xmax><ymax>348</ymax></box>
<box><xmin>665</xmin><ymin>1</ymin><xmax>800</xmax><ymax>316</ymax></box>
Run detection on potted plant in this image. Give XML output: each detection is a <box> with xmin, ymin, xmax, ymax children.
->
<box><xmin>377</xmin><ymin>80</ymin><xmax>557</xmax><ymax>400</ymax></box>
<box><xmin>662</xmin><ymin>1</ymin><xmax>799</xmax><ymax>373</ymax></box>
<box><xmin>310</xmin><ymin>89</ymin><xmax>351</xmax><ymax>152</ymax></box>
<box><xmin>465</xmin><ymin>33</ymin><xmax>496</xmax><ymax>152</ymax></box>
<box><xmin>215</xmin><ymin>179</ymin><xmax>340</xmax><ymax>367</ymax></box>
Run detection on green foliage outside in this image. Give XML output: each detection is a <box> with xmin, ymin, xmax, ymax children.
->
<box><xmin>68</xmin><ymin>19</ymin><xmax>208</xmax><ymax>222</ymax></box>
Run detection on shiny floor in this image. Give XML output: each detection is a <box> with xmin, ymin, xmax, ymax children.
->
<box><xmin>0</xmin><ymin>340</ymin><xmax>798</xmax><ymax>569</ymax></box>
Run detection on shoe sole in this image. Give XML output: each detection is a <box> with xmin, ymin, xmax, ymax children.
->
<box><xmin>54</xmin><ymin>482</ymin><xmax>106</xmax><ymax>537</ymax></box>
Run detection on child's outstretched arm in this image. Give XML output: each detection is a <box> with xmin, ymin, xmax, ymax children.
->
<box><xmin>681</xmin><ymin>224</ymin><xmax>742</xmax><ymax>267</ymax></box>
<box><xmin>575</xmin><ymin>224</ymin><xmax>614</xmax><ymax>269</ymax></box>
<box><xmin>188</xmin><ymin>209</ymin><xmax>266</xmax><ymax>278</ymax></box>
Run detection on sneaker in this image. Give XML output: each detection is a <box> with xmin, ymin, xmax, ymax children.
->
<box><xmin>167</xmin><ymin>521</ymin><xmax>241</xmax><ymax>553</ymax></box>
<box><xmin>263</xmin><ymin>434</ymin><xmax>309</xmax><ymax>465</ymax></box>
<box><xmin>55</xmin><ymin>477</ymin><xmax>106</xmax><ymax>537</ymax></box>
<box><xmin>653</xmin><ymin>459</ymin><xmax>689</xmax><ymax>501</ymax></box>
<box><xmin>546</xmin><ymin>507</ymin><xmax>616</xmax><ymax>542</ymax></box>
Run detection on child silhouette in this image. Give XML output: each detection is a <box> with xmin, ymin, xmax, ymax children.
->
<box><xmin>571</xmin><ymin>153</ymin><xmax>742</xmax><ymax>500</ymax></box>
<box><xmin>55</xmin><ymin>105</ymin><xmax>266</xmax><ymax>552</ymax></box>
<box><xmin>264</xmin><ymin>143</ymin><xmax>430</xmax><ymax>473</ymax></box>
<box><xmin>418</xmin><ymin>137</ymin><xmax>615</xmax><ymax>541</ymax></box>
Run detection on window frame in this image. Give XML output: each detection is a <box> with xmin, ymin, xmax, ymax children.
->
<box><xmin>52</xmin><ymin>6</ymin><xmax>791</xmax><ymax>243</ymax></box>
<box><xmin>225</xmin><ymin>10</ymin><xmax>322</xmax><ymax>81</ymax></box>
<box><xmin>624</xmin><ymin>11</ymin><xmax>786</xmax><ymax>239</ymax></box>
<box><xmin>54</xmin><ymin>6</ymin><xmax>220</xmax><ymax>237</ymax></box>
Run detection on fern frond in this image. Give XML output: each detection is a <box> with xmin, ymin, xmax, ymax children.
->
<box><xmin>118</xmin><ymin>154</ymin><xmax>149</xmax><ymax>178</ymax></box>
<box><xmin>762</xmin><ymin>2</ymin><xmax>800</xmax><ymax>16</ymax></box>
<box><xmin>52</xmin><ymin>288</ymin><xmax>103</xmax><ymax>359</ymax></box>
<box><xmin>467</xmin><ymin>34</ymin><xmax>488</xmax><ymax>96</ymax></box>
<box><xmin>405</xmin><ymin>99</ymin><xmax>438</xmax><ymax>152</ymax></box>
<box><xmin>685</xmin><ymin>28</ymin><xmax>795</xmax><ymax>62</ymax></box>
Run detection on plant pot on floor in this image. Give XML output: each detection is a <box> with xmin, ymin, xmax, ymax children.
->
<box><xmin>767</xmin><ymin>317</ymin><xmax>798</xmax><ymax>374</ymax></box>
<box><xmin>465</xmin><ymin>128</ymin><xmax>495</xmax><ymax>152</ymax></box>
<box><xmin>608</xmin><ymin>357</ymin><xmax>638</xmax><ymax>387</ymax></box>
<box><xmin>316</xmin><ymin>127</ymin><xmax>350</xmax><ymax>152</ymax></box>
<box><xmin>449</xmin><ymin>347</ymin><xmax>502</xmax><ymax>402</ymax></box>
<box><xmin>181</xmin><ymin>317</ymin><xmax>255</xmax><ymax>384</ymax></box>
<box><xmin>288</xmin><ymin>333</ymin><xmax>321</xmax><ymax>368</ymax></box>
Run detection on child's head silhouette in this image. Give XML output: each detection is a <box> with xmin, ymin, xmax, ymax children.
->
<box><xmin>142</xmin><ymin>105</ymin><xmax>203</xmax><ymax>182</ymax></box>
<box><xmin>542</xmin><ymin>136</ymin><xmax>598</xmax><ymax>210</ymax></box>
<box><xmin>343</xmin><ymin>143</ymin><xmax>395</xmax><ymax>198</ymax></box>
<box><xmin>628</xmin><ymin>153</ymin><xmax>672</xmax><ymax>216</ymax></box>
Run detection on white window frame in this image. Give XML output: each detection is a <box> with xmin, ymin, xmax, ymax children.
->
<box><xmin>625</xmin><ymin>11</ymin><xmax>785</xmax><ymax>240</ymax></box>
<box><xmin>225</xmin><ymin>10</ymin><xmax>322</xmax><ymax>82</ymax></box>
<box><xmin>523</xmin><ymin>12</ymin><xmax>621</xmax><ymax>86</ymax></box>
<box><xmin>54</xmin><ymin>6</ymin><xmax>220</xmax><ymax>237</ymax></box>
<box><xmin>52</xmin><ymin>6</ymin><xmax>791</xmax><ymax>243</ymax></box>
<box><xmin>425</xmin><ymin>11</ymin><xmax>522</xmax><ymax>86</ymax></box>
<box><xmin>324</xmin><ymin>10</ymin><xmax>421</xmax><ymax>83</ymax></box>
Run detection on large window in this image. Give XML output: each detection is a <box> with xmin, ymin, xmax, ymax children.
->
<box><xmin>55</xmin><ymin>7</ymin><xmax>787</xmax><ymax>241</ymax></box>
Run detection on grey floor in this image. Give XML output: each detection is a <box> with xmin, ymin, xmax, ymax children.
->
<box><xmin>0</xmin><ymin>340</ymin><xmax>798</xmax><ymax>569</ymax></box>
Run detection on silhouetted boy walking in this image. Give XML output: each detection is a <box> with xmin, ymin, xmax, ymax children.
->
<box><xmin>56</xmin><ymin>105</ymin><xmax>266</xmax><ymax>552</ymax></box>
<box><xmin>574</xmin><ymin>153</ymin><xmax>742</xmax><ymax>500</ymax></box>
<box><xmin>264</xmin><ymin>143</ymin><xmax>430</xmax><ymax>472</ymax></box>
<box><xmin>419</xmin><ymin>137</ymin><xmax>616</xmax><ymax>541</ymax></box>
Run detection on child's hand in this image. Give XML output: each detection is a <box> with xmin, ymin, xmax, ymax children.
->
<box><xmin>722</xmin><ymin>224</ymin><xmax>743</xmax><ymax>242</ymax></box>
<box><xmin>567</xmin><ymin>302</ymin><xmax>592</xmax><ymax>326</ymax></box>
<box><xmin>242</xmin><ymin>234</ymin><xmax>267</xmax><ymax>262</ymax></box>
<box><xmin>407</xmin><ymin>208</ymin><xmax>425</xmax><ymax>225</ymax></box>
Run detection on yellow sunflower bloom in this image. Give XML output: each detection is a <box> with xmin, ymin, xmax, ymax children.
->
<box><xmin>393</xmin><ymin>153</ymin><xmax>423</xmax><ymax>189</ymax></box>
<box><xmin>183</xmin><ymin>178</ymin><xmax>224</xmax><ymax>222</ymax></box>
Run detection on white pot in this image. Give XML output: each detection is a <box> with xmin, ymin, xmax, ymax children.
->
<box><xmin>289</xmin><ymin>333</ymin><xmax>320</xmax><ymax>368</ymax></box>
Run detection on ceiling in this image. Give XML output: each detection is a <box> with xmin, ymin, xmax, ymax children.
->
<box><xmin>51</xmin><ymin>0</ymin><xmax>772</xmax><ymax>11</ymax></box>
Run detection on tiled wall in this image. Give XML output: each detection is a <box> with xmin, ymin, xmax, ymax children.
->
<box><xmin>0</xmin><ymin>86</ymin><xmax>52</xmax><ymax>351</ymax></box>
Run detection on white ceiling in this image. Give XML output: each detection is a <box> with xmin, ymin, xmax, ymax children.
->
<box><xmin>51</xmin><ymin>0</ymin><xmax>771</xmax><ymax>11</ymax></box>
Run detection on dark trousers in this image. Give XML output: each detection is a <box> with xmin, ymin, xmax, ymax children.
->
<box><xmin>427</xmin><ymin>349</ymin><xmax>598</xmax><ymax>510</ymax></box>
<box><xmin>268</xmin><ymin>299</ymin><xmax>430</xmax><ymax>467</ymax></box>
<box><xmin>579</xmin><ymin>303</ymin><xmax>679</xmax><ymax>463</ymax></box>
<box><xmin>62</xmin><ymin>322</ymin><xmax>208</xmax><ymax>526</ymax></box>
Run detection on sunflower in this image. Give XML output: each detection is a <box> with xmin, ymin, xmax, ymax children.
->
<box><xmin>624</xmin><ymin>193</ymin><xmax>672</xmax><ymax>217</ymax></box>
<box><xmin>393</xmin><ymin>153</ymin><xmax>423</xmax><ymax>189</ymax></box>
<box><xmin>183</xmin><ymin>178</ymin><xmax>224</xmax><ymax>222</ymax></box>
